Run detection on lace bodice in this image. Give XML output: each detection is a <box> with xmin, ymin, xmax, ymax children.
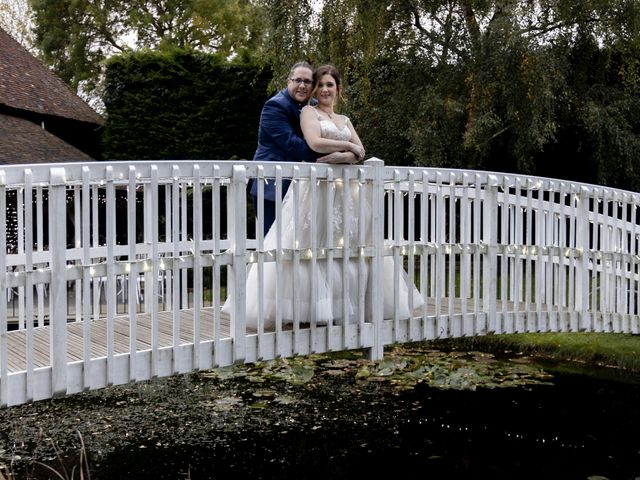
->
<box><xmin>304</xmin><ymin>105</ymin><xmax>352</xmax><ymax>142</ymax></box>
<box><xmin>319</xmin><ymin>119</ymin><xmax>351</xmax><ymax>141</ymax></box>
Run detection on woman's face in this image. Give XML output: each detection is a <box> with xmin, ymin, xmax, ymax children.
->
<box><xmin>315</xmin><ymin>74</ymin><xmax>339</xmax><ymax>108</ymax></box>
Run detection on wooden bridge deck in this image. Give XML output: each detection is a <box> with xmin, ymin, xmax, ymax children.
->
<box><xmin>4</xmin><ymin>298</ymin><xmax>541</xmax><ymax>373</ymax></box>
<box><xmin>6</xmin><ymin>309</ymin><xmax>229</xmax><ymax>372</ymax></box>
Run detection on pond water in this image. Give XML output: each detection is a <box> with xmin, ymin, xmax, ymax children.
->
<box><xmin>95</xmin><ymin>357</ymin><xmax>640</xmax><ymax>479</ymax></box>
<box><xmin>3</xmin><ymin>347</ymin><xmax>640</xmax><ymax>480</ymax></box>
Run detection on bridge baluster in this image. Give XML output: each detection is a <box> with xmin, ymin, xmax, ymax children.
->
<box><xmin>49</xmin><ymin>167</ymin><xmax>68</xmax><ymax>398</ymax></box>
<box><xmin>229</xmin><ymin>165</ymin><xmax>247</xmax><ymax>363</ymax></box>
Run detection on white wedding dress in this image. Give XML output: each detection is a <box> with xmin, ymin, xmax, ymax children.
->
<box><xmin>223</xmin><ymin>110</ymin><xmax>423</xmax><ymax>330</ymax></box>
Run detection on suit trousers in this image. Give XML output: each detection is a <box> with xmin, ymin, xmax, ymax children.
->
<box><xmin>253</xmin><ymin>196</ymin><xmax>276</xmax><ymax>236</ymax></box>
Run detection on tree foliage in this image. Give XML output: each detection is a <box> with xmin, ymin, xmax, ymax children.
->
<box><xmin>29</xmin><ymin>0</ymin><xmax>266</xmax><ymax>94</ymax></box>
<box><xmin>264</xmin><ymin>0</ymin><xmax>640</xmax><ymax>189</ymax></box>
<box><xmin>26</xmin><ymin>0</ymin><xmax>640</xmax><ymax>189</ymax></box>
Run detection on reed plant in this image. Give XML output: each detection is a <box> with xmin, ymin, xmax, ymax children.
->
<box><xmin>0</xmin><ymin>431</ymin><xmax>90</xmax><ymax>480</ymax></box>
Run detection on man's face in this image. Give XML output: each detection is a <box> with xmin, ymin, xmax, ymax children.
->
<box><xmin>287</xmin><ymin>66</ymin><xmax>313</xmax><ymax>104</ymax></box>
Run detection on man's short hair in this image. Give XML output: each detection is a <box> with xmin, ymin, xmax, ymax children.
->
<box><xmin>289</xmin><ymin>62</ymin><xmax>313</xmax><ymax>76</ymax></box>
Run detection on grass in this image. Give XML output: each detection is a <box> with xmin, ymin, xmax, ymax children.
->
<box><xmin>441</xmin><ymin>332</ymin><xmax>640</xmax><ymax>372</ymax></box>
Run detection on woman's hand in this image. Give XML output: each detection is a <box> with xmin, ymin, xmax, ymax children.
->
<box><xmin>317</xmin><ymin>151</ymin><xmax>359</xmax><ymax>164</ymax></box>
<box><xmin>349</xmin><ymin>143</ymin><xmax>365</xmax><ymax>161</ymax></box>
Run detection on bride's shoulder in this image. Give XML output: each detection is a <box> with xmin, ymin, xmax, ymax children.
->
<box><xmin>301</xmin><ymin>105</ymin><xmax>321</xmax><ymax>120</ymax></box>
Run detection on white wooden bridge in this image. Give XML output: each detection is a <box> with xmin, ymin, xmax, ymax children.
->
<box><xmin>0</xmin><ymin>158</ymin><xmax>638</xmax><ymax>407</ymax></box>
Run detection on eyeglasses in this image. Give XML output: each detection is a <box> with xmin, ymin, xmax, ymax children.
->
<box><xmin>289</xmin><ymin>77</ymin><xmax>313</xmax><ymax>85</ymax></box>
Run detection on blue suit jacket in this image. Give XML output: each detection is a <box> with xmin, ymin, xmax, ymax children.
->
<box><xmin>250</xmin><ymin>89</ymin><xmax>318</xmax><ymax>201</ymax></box>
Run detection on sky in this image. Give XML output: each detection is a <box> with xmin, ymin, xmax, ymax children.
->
<box><xmin>0</xmin><ymin>0</ymin><xmax>34</xmax><ymax>50</ymax></box>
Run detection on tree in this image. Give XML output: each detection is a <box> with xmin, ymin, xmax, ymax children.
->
<box><xmin>29</xmin><ymin>0</ymin><xmax>639</xmax><ymax>187</ymax></box>
<box><xmin>29</xmin><ymin>0</ymin><xmax>266</xmax><ymax>97</ymax></box>
<box><xmin>264</xmin><ymin>0</ymin><xmax>640</xmax><ymax>188</ymax></box>
<box><xmin>260</xmin><ymin>0</ymin><xmax>420</xmax><ymax>165</ymax></box>
<box><xmin>377</xmin><ymin>0</ymin><xmax>640</xmax><ymax>175</ymax></box>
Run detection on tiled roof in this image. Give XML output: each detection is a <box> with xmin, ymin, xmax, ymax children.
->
<box><xmin>0</xmin><ymin>114</ymin><xmax>94</xmax><ymax>163</ymax></box>
<box><xmin>0</xmin><ymin>28</ymin><xmax>102</xmax><ymax>125</ymax></box>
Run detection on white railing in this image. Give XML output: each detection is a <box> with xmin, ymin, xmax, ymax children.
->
<box><xmin>0</xmin><ymin>159</ymin><xmax>638</xmax><ymax>406</ymax></box>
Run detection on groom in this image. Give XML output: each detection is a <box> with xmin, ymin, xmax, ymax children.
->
<box><xmin>250</xmin><ymin>61</ymin><xmax>319</xmax><ymax>234</ymax></box>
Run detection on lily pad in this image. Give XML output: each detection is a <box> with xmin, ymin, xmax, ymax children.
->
<box><xmin>273</xmin><ymin>395</ymin><xmax>298</xmax><ymax>405</ymax></box>
<box><xmin>213</xmin><ymin>396</ymin><xmax>243</xmax><ymax>411</ymax></box>
<box><xmin>252</xmin><ymin>389</ymin><xmax>277</xmax><ymax>399</ymax></box>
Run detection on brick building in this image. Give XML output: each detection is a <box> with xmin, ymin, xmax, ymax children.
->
<box><xmin>0</xmin><ymin>27</ymin><xmax>103</xmax><ymax>163</ymax></box>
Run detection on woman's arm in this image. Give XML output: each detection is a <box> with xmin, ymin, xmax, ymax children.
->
<box><xmin>300</xmin><ymin>106</ymin><xmax>364</xmax><ymax>158</ymax></box>
<box><xmin>345</xmin><ymin>118</ymin><xmax>365</xmax><ymax>161</ymax></box>
<box><xmin>317</xmin><ymin>151</ymin><xmax>359</xmax><ymax>164</ymax></box>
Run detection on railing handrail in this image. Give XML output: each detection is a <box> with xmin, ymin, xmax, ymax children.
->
<box><xmin>1</xmin><ymin>159</ymin><xmax>639</xmax><ymax>198</ymax></box>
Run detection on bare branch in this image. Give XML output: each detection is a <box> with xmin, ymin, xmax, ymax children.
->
<box><xmin>401</xmin><ymin>0</ymin><xmax>464</xmax><ymax>58</ymax></box>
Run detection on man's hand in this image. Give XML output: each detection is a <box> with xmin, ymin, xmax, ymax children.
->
<box><xmin>317</xmin><ymin>151</ymin><xmax>360</xmax><ymax>164</ymax></box>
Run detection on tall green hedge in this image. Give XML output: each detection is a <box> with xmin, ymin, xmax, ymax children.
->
<box><xmin>102</xmin><ymin>49</ymin><xmax>272</xmax><ymax>161</ymax></box>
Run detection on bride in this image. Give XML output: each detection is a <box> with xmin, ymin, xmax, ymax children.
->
<box><xmin>225</xmin><ymin>64</ymin><xmax>423</xmax><ymax>330</ymax></box>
